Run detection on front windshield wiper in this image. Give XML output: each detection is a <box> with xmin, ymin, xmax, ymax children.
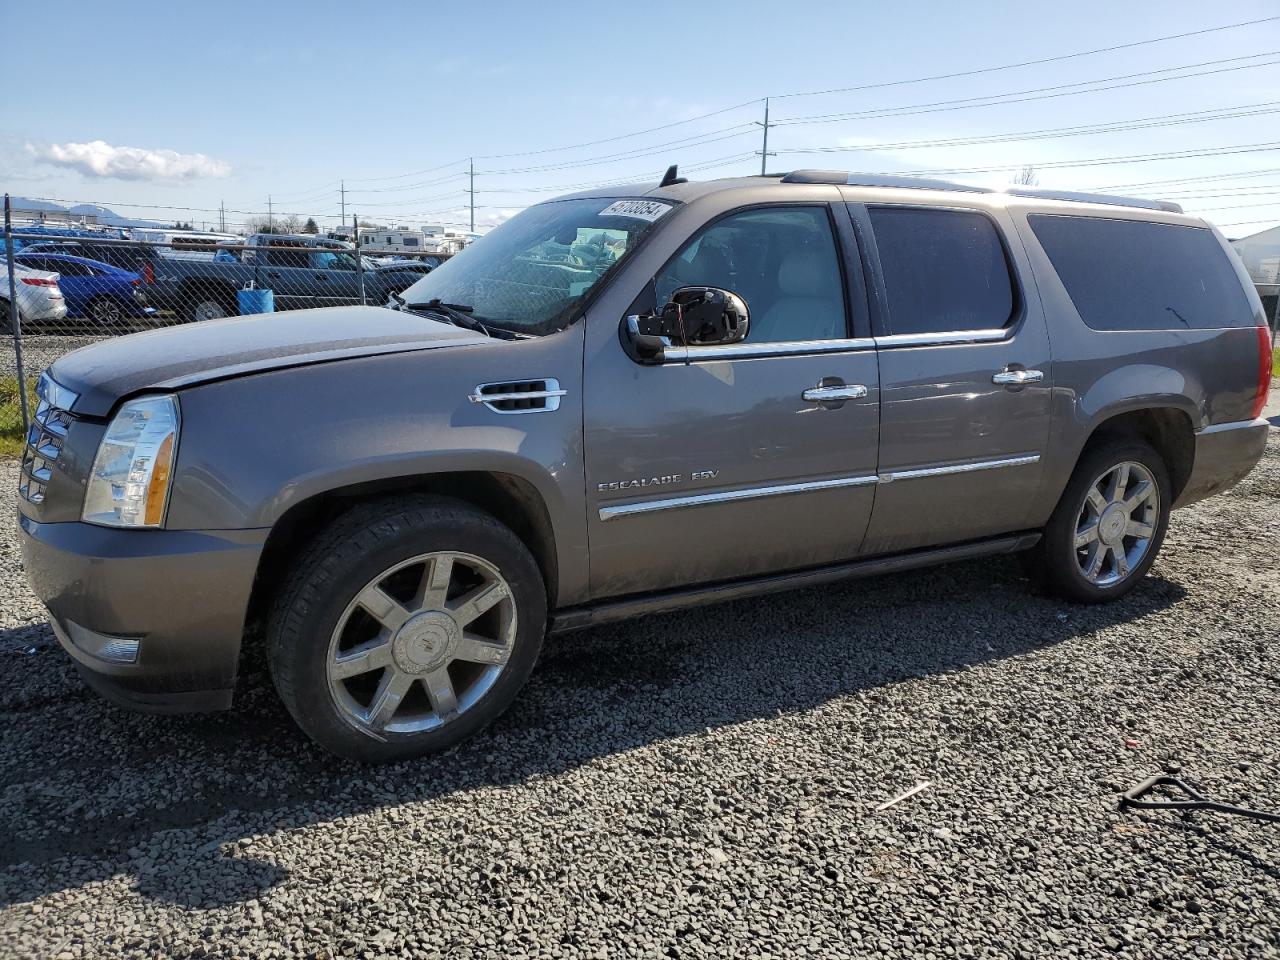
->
<box><xmin>400</xmin><ymin>297</ymin><xmax>508</xmax><ymax>339</ymax></box>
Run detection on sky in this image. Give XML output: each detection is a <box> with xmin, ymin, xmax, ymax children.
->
<box><xmin>2</xmin><ymin>0</ymin><xmax>1280</xmax><ymax>238</ymax></box>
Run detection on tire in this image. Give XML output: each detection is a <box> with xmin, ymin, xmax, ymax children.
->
<box><xmin>88</xmin><ymin>296</ymin><xmax>125</xmax><ymax>327</ymax></box>
<box><xmin>1024</xmin><ymin>438</ymin><xmax>1172</xmax><ymax>603</ymax></box>
<box><xmin>184</xmin><ymin>289</ymin><xmax>235</xmax><ymax>323</ymax></box>
<box><xmin>267</xmin><ymin>496</ymin><xmax>547</xmax><ymax>763</ymax></box>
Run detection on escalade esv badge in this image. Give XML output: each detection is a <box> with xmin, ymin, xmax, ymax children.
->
<box><xmin>598</xmin><ymin>470</ymin><xmax>719</xmax><ymax>494</ymax></box>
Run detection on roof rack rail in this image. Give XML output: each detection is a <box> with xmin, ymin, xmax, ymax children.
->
<box><xmin>781</xmin><ymin>170</ymin><xmax>990</xmax><ymax>193</ymax></box>
<box><xmin>778</xmin><ymin>170</ymin><xmax>1183</xmax><ymax>213</ymax></box>
<box><xmin>1002</xmin><ymin>186</ymin><xmax>1182</xmax><ymax>214</ymax></box>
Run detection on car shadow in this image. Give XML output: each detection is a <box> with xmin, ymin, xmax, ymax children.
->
<box><xmin>0</xmin><ymin>554</ymin><xmax>1187</xmax><ymax>909</ymax></box>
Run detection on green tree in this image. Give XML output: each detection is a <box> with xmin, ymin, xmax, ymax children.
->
<box><xmin>303</xmin><ymin>217</ymin><xmax>319</xmax><ymax>234</ymax></box>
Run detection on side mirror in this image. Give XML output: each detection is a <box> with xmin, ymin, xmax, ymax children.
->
<box><xmin>622</xmin><ymin>286</ymin><xmax>749</xmax><ymax>362</ymax></box>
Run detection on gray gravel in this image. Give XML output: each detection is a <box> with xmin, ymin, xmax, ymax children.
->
<box><xmin>1</xmin><ymin>426</ymin><xmax>1278</xmax><ymax>959</ymax></box>
<box><xmin>1</xmin><ymin>336</ymin><xmax>113</xmax><ymax>381</ymax></box>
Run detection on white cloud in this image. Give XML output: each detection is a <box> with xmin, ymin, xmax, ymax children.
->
<box><xmin>31</xmin><ymin>140</ymin><xmax>231</xmax><ymax>181</ymax></box>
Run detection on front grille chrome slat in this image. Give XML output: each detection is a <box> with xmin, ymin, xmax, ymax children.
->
<box><xmin>19</xmin><ymin>372</ymin><xmax>79</xmax><ymax>506</ymax></box>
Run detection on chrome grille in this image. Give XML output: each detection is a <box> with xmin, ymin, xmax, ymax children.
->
<box><xmin>19</xmin><ymin>374</ymin><xmax>78</xmax><ymax>505</ymax></box>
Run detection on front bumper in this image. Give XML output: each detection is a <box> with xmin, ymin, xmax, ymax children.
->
<box><xmin>18</xmin><ymin>513</ymin><xmax>268</xmax><ymax>712</ymax></box>
<box><xmin>1175</xmin><ymin>417</ymin><xmax>1272</xmax><ymax>508</ymax></box>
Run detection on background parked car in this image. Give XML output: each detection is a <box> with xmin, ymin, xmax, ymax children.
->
<box><xmin>13</xmin><ymin>252</ymin><xmax>151</xmax><ymax>325</ymax></box>
<box><xmin>20</xmin><ymin>239</ymin><xmax>157</xmax><ymax>274</ymax></box>
<box><xmin>1</xmin><ymin>261</ymin><xmax>67</xmax><ymax>325</ymax></box>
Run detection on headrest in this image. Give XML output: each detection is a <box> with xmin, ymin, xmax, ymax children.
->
<box><xmin>778</xmin><ymin>252</ymin><xmax>826</xmax><ymax>295</ymax></box>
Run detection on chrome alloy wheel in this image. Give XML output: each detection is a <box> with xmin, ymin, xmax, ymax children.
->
<box><xmin>326</xmin><ymin>552</ymin><xmax>517</xmax><ymax>739</ymax></box>
<box><xmin>192</xmin><ymin>300</ymin><xmax>227</xmax><ymax>322</ymax></box>
<box><xmin>1073</xmin><ymin>461</ymin><xmax>1160</xmax><ymax>587</ymax></box>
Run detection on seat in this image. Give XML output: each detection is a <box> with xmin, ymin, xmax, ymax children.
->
<box><xmin>750</xmin><ymin>251</ymin><xmax>844</xmax><ymax>342</ymax></box>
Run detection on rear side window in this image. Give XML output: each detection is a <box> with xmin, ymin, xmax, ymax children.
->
<box><xmin>870</xmin><ymin>207</ymin><xmax>1016</xmax><ymax>335</ymax></box>
<box><xmin>1028</xmin><ymin>215</ymin><xmax>1254</xmax><ymax>330</ymax></box>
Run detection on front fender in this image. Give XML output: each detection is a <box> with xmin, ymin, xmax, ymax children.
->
<box><xmin>164</xmin><ymin>339</ymin><xmax>588</xmax><ymax>602</ymax></box>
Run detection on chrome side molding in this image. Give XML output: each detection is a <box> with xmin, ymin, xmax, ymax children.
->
<box><xmin>598</xmin><ymin>474</ymin><xmax>879</xmax><ymax>521</ymax></box>
<box><xmin>598</xmin><ymin>454</ymin><xmax>1041</xmax><ymax>520</ymax></box>
<box><xmin>876</xmin><ymin>453</ymin><xmax>1040</xmax><ymax>484</ymax></box>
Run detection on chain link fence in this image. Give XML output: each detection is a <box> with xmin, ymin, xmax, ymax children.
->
<box><xmin>2</xmin><ymin>207</ymin><xmax>450</xmax><ymax>391</ymax></box>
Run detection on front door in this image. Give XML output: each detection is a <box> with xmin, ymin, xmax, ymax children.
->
<box><xmin>850</xmin><ymin>201</ymin><xmax>1053</xmax><ymax>555</ymax></box>
<box><xmin>583</xmin><ymin>203</ymin><xmax>881</xmax><ymax>599</ymax></box>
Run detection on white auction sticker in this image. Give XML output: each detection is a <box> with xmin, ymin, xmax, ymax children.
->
<box><xmin>599</xmin><ymin>199</ymin><xmax>674</xmax><ymax>222</ymax></box>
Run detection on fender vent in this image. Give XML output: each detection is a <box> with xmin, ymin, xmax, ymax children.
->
<box><xmin>469</xmin><ymin>378</ymin><xmax>566</xmax><ymax>414</ymax></box>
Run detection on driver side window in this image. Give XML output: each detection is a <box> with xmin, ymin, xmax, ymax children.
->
<box><xmin>654</xmin><ymin>206</ymin><xmax>847</xmax><ymax>343</ymax></box>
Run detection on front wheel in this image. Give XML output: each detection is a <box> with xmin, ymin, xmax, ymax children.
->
<box><xmin>267</xmin><ymin>497</ymin><xmax>546</xmax><ymax>762</ymax></box>
<box><xmin>1025</xmin><ymin>438</ymin><xmax>1172</xmax><ymax>603</ymax></box>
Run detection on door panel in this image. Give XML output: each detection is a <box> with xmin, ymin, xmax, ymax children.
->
<box><xmin>583</xmin><ymin>200</ymin><xmax>880</xmax><ymax>599</ymax></box>
<box><xmin>585</xmin><ymin>350</ymin><xmax>881</xmax><ymax>598</ymax></box>
<box><xmin>853</xmin><ymin>202</ymin><xmax>1053</xmax><ymax>554</ymax></box>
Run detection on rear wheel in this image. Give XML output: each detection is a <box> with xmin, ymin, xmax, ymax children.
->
<box><xmin>1026</xmin><ymin>438</ymin><xmax>1171</xmax><ymax>603</ymax></box>
<box><xmin>184</xmin><ymin>289</ymin><xmax>235</xmax><ymax>323</ymax></box>
<box><xmin>88</xmin><ymin>296</ymin><xmax>125</xmax><ymax>326</ymax></box>
<box><xmin>267</xmin><ymin>496</ymin><xmax>546</xmax><ymax>762</ymax></box>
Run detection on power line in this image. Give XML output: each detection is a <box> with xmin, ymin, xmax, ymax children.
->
<box><xmin>1098</xmin><ymin>167</ymin><xmax>1280</xmax><ymax>190</ymax></box>
<box><xmin>343</xmin><ymin>157</ymin><xmax>471</xmax><ymax>184</ymax></box>
<box><xmin>480</xmin><ymin>127</ymin><xmax>759</xmax><ymax>176</ymax></box>
<box><xmin>1183</xmin><ymin>199</ymin><xmax>1280</xmax><ymax>212</ymax></box>
<box><xmin>331</xmin><ymin>15</ymin><xmax>1280</xmax><ymax>183</ymax></box>
<box><xmin>774</xmin><ymin>101</ymin><xmax>1280</xmax><ymax>158</ymax></box>
<box><xmin>1205</xmin><ymin>217</ymin><xmax>1280</xmax><ymax>229</ymax></box>
<box><xmin>473</xmin><ymin>99</ymin><xmax>762</xmax><ymax>161</ymax></box>
<box><xmin>772</xmin><ymin>51</ymin><xmax>1280</xmax><ymax>127</ymax></box>
<box><xmin>345</xmin><ymin>172</ymin><xmax>470</xmax><ymax>195</ymax></box>
<box><xmin>770</xmin><ymin>15</ymin><xmax>1280</xmax><ymax>100</ymax></box>
<box><xmin>879</xmin><ymin>140</ymin><xmax>1280</xmax><ymax>178</ymax></box>
<box><xmin>254</xmin><ymin>17</ymin><xmax>1280</xmax><ymax>210</ymax></box>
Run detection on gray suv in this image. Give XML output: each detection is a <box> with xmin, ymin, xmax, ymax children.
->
<box><xmin>17</xmin><ymin>170</ymin><xmax>1273</xmax><ymax>762</ymax></box>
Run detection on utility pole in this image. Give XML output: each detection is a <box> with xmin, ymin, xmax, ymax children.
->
<box><xmin>267</xmin><ymin>194</ymin><xmax>273</xmax><ymax>233</ymax></box>
<box><xmin>219</xmin><ymin>201</ymin><xmax>226</xmax><ymax>233</ymax></box>
<box><xmin>755</xmin><ymin>97</ymin><xmax>775</xmax><ymax>176</ymax></box>
<box><xmin>340</xmin><ymin>180</ymin><xmax>346</xmax><ymax>226</ymax></box>
<box><xmin>469</xmin><ymin>158</ymin><xmax>475</xmax><ymax>234</ymax></box>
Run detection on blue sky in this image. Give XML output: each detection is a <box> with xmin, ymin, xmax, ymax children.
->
<box><xmin>3</xmin><ymin>0</ymin><xmax>1280</xmax><ymax>237</ymax></box>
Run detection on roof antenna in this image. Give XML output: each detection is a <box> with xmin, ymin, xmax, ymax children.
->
<box><xmin>659</xmin><ymin>164</ymin><xmax>686</xmax><ymax>187</ymax></box>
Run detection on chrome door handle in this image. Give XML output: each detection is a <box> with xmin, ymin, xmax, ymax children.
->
<box><xmin>992</xmin><ymin>368</ymin><xmax>1044</xmax><ymax>386</ymax></box>
<box><xmin>802</xmin><ymin>383</ymin><xmax>868</xmax><ymax>402</ymax></box>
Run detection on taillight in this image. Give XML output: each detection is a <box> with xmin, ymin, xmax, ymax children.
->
<box><xmin>20</xmin><ymin>277</ymin><xmax>57</xmax><ymax>287</ymax></box>
<box><xmin>141</xmin><ymin>261</ymin><xmax>154</xmax><ymax>284</ymax></box>
<box><xmin>131</xmin><ymin>278</ymin><xmax>140</xmax><ymax>287</ymax></box>
<box><xmin>1253</xmin><ymin>325</ymin><xmax>1274</xmax><ymax>420</ymax></box>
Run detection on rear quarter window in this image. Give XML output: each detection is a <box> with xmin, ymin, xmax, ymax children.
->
<box><xmin>870</xmin><ymin>207</ymin><xmax>1016</xmax><ymax>335</ymax></box>
<box><xmin>1027</xmin><ymin>214</ymin><xmax>1254</xmax><ymax>330</ymax></box>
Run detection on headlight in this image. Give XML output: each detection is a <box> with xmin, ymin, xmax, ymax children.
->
<box><xmin>83</xmin><ymin>395</ymin><xmax>180</xmax><ymax>528</ymax></box>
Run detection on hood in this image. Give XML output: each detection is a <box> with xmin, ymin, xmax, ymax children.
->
<box><xmin>50</xmin><ymin>305</ymin><xmax>485</xmax><ymax>417</ymax></box>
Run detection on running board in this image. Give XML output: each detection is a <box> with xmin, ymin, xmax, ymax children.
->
<box><xmin>549</xmin><ymin>532</ymin><xmax>1041</xmax><ymax>634</ymax></box>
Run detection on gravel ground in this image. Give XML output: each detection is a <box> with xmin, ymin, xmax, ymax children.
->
<box><xmin>1</xmin><ymin>336</ymin><xmax>113</xmax><ymax>381</ymax></box>
<box><xmin>0</xmin><ymin>424</ymin><xmax>1278</xmax><ymax>959</ymax></box>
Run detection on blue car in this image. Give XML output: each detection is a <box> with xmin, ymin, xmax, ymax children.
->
<box><xmin>11</xmin><ymin>252</ymin><xmax>153</xmax><ymax>325</ymax></box>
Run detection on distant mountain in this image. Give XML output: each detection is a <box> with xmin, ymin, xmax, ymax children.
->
<box><xmin>9</xmin><ymin>196</ymin><xmax>165</xmax><ymax>229</ymax></box>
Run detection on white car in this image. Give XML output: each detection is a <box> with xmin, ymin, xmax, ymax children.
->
<box><xmin>3</xmin><ymin>261</ymin><xmax>67</xmax><ymax>324</ymax></box>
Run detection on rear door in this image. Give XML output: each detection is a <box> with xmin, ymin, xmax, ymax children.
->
<box><xmin>583</xmin><ymin>200</ymin><xmax>882</xmax><ymax>599</ymax></box>
<box><xmin>848</xmin><ymin>200</ymin><xmax>1053</xmax><ymax>554</ymax></box>
<box><xmin>260</xmin><ymin>243</ymin><xmax>324</xmax><ymax>309</ymax></box>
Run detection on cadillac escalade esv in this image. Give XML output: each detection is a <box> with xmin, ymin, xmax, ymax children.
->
<box><xmin>17</xmin><ymin>170</ymin><xmax>1273</xmax><ymax>762</ymax></box>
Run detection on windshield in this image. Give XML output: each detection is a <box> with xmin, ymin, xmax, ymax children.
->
<box><xmin>396</xmin><ymin>196</ymin><xmax>672</xmax><ymax>335</ymax></box>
